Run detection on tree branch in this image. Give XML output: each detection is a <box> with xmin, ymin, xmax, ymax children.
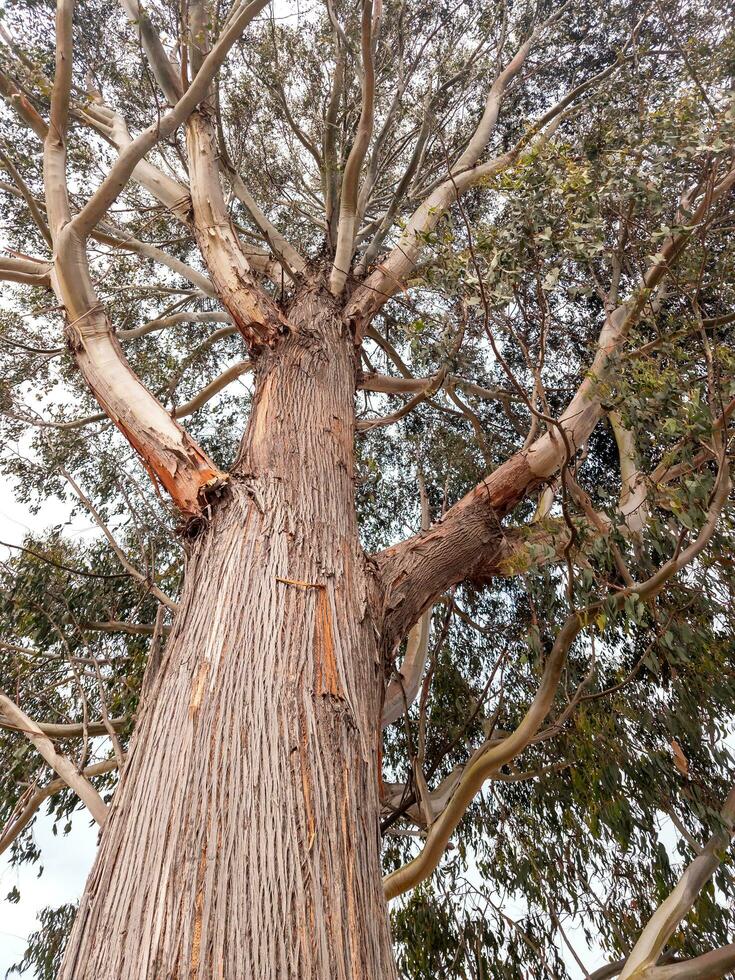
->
<box><xmin>0</xmin><ymin>255</ymin><xmax>51</xmax><ymax>287</ymax></box>
<box><xmin>619</xmin><ymin>784</ymin><xmax>735</xmax><ymax>978</ymax></box>
<box><xmin>70</xmin><ymin>0</ymin><xmax>273</xmax><ymax>240</ymax></box>
<box><xmin>383</xmin><ymin>454</ymin><xmax>730</xmax><ymax>900</ymax></box>
<box><xmin>59</xmin><ymin>468</ymin><xmax>178</xmax><ymax>608</ymax></box>
<box><xmin>185</xmin><ymin>107</ymin><xmax>285</xmax><ymax>348</ymax></box>
<box><xmin>0</xmin><ymin>693</ymin><xmax>109</xmax><ymax>826</ymax></box>
<box><xmin>374</xmin><ymin>160</ymin><xmax>735</xmax><ymax>650</ymax></box>
<box><xmin>40</xmin><ymin>0</ymin><xmax>226</xmax><ymax>518</ymax></box>
<box><xmin>345</xmin><ymin>47</ymin><xmax>629</xmax><ymax>331</ymax></box>
<box><xmin>329</xmin><ymin>0</ymin><xmax>376</xmax><ymax>295</ymax></box>
<box><xmin>647</xmin><ymin>944</ymin><xmax>735</xmax><ymax>979</ymax></box>
<box><xmin>382</xmin><ymin>475</ymin><xmax>431</xmax><ymax>727</ymax></box>
<box><xmin>118</xmin><ymin>0</ymin><xmax>183</xmax><ymax>106</ymax></box>
<box><xmin>383</xmin><ymin>610</ymin><xmax>580</xmax><ymax>899</ymax></box>
<box><xmin>0</xmin><ymin>716</ymin><xmax>128</xmax><ymax>738</ymax></box>
<box><xmin>609</xmin><ymin>411</ymin><xmax>649</xmax><ymax>533</ymax></box>
<box><xmin>0</xmin><ymin>759</ymin><xmax>118</xmax><ymax>857</ymax></box>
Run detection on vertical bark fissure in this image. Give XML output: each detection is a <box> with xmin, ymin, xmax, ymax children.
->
<box><xmin>60</xmin><ymin>288</ymin><xmax>398</xmax><ymax>980</ymax></box>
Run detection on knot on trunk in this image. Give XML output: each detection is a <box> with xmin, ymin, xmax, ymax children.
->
<box><xmin>180</xmin><ymin>474</ymin><xmax>231</xmax><ymax>541</ymax></box>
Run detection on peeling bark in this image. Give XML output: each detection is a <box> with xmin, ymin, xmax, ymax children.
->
<box><xmin>51</xmin><ymin>233</ymin><xmax>223</xmax><ymax>517</ymax></box>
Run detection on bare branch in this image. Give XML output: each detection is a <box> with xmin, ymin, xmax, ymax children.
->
<box><xmin>329</xmin><ymin>0</ymin><xmax>376</xmax><ymax>295</ymax></box>
<box><xmin>81</xmin><ymin>620</ymin><xmax>171</xmax><ymax>637</ymax></box>
<box><xmin>172</xmin><ymin>359</ymin><xmax>252</xmax><ymax>417</ymax></box>
<box><xmin>648</xmin><ymin>945</ymin><xmax>735</xmax><ymax>979</ymax></box>
<box><xmin>185</xmin><ymin>108</ymin><xmax>285</xmax><ymax>348</ymax></box>
<box><xmin>71</xmin><ymin>0</ymin><xmax>273</xmax><ymax>239</ymax></box>
<box><xmin>0</xmin><ymin>716</ymin><xmax>128</xmax><ymax>738</ymax></box>
<box><xmin>79</xmin><ymin>98</ymin><xmax>193</xmax><ymax>224</ymax></box>
<box><xmin>118</xmin><ymin>0</ymin><xmax>183</xmax><ymax>106</ymax></box>
<box><xmin>118</xmin><ymin>311</ymin><xmax>233</xmax><ymax>340</ymax></box>
<box><xmin>0</xmin><ymin>255</ymin><xmax>51</xmax><ymax>287</ymax></box>
<box><xmin>59</xmin><ymin>468</ymin><xmax>178</xmax><ymax>608</ymax></box>
<box><xmin>92</xmin><ymin>224</ymin><xmax>217</xmax><ymax>296</ymax></box>
<box><xmin>224</xmin><ymin>165</ymin><xmax>307</xmax><ymax>277</ymax></box>
<box><xmin>383</xmin><ymin>610</ymin><xmax>580</xmax><ymax>899</ymax></box>
<box><xmin>0</xmin><ymin>147</ymin><xmax>52</xmax><ymax>246</ymax></box>
<box><xmin>323</xmin><ymin>37</ymin><xmax>346</xmax><ymax>246</ymax></box>
<box><xmin>609</xmin><ymin>411</ymin><xmax>649</xmax><ymax>533</ymax></box>
<box><xmin>0</xmin><ymin>759</ymin><xmax>118</xmax><ymax>857</ymax></box>
<box><xmin>619</xmin><ymin>784</ymin><xmax>735</xmax><ymax>978</ymax></box>
<box><xmin>0</xmin><ymin>66</ymin><xmax>48</xmax><ymax>139</ymax></box>
<box><xmin>0</xmin><ymin>693</ymin><xmax>109</xmax><ymax>826</ymax></box>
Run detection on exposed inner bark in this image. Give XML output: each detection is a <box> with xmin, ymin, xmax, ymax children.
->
<box><xmin>59</xmin><ymin>288</ymin><xmax>398</xmax><ymax>979</ymax></box>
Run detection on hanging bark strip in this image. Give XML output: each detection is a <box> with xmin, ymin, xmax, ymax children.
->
<box><xmin>276</xmin><ymin>577</ymin><xmax>343</xmax><ymax>698</ymax></box>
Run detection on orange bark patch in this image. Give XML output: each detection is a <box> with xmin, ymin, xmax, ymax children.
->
<box><xmin>190</xmin><ymin>843</ymin><xmax>208</xmax><ymax>977</ymax></box>
<box><xmin>189</xmin><ymin>661</ymin><xmax>210</xmax><ymax>717</ymax></box>
<box><xmin>315</xmin><ymin>589</ymin><xmax>342</xmax><ymax>698</ymax></box>
<box><xmin>275</xmin><ymin>578</ymin><xmax>343</xmax><ymax>699</ymax></box>
<box><xmin>298</xmin><ymin>709</ymin><xmax>316</xmax><ymax>851</ymax></box>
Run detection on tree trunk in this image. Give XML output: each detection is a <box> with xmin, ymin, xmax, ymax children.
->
<box><xmin>59</xmin><ymin>287</ymin><xmax>398</xmax><ymax>979</ymax></box>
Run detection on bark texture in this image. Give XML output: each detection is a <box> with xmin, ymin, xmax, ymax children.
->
<box><xmin>59</xmin><ymin>288</ymin><xmax>398</xmax><ymax>980</ymax></box>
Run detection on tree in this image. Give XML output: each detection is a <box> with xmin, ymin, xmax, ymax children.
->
<box><xmin>0</xmin><ymin>0</ymin><xmax>733</xmax><ymax>976</ymax></box>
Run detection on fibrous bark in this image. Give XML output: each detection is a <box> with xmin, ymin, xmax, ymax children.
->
<box><xmin>59</xmin><ymin>289</ymin><xmax>398</xmax><ymax>980</ymax></box>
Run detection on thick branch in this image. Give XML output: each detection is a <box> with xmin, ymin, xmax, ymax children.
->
<box><xmin>610</xmin><ymin>411</ymin><xmax>649</xmax><ymax>533</ymax></box>
<box><xmin>185</xmin><ymin>110</ymin><xmax>285</xmax><ymax>349</ymax></box>
<box><xmin>0</xmin><ymin>759</ymin><xmax>118</xmax><ymax>856</ymax></box>
<box><xmin>118</xmin><ymin>0</ymin><xmax>183</xmax><ymax>106</ymax></box>
<box><xmin>647</xmin><ymin>945</ymin><xmax>735</xmax><ymax>979</ymax></box>
<box><xmin>0</xmin><ymin>67</ymin><xmax>47</xmax><ymax>139</ymax></box>
<box><xmin>226</xmin><ymin>168</ymin><xmax>307</xmax><ymax>277</ymax></box>
<box><xmin>92</xmin><ymin>224</ymin><xmax>216</xmax><ymax>296</ymax></box>
<box><xmin>0</xmin><ymin>255</ymin><xmax>51</xmax><ymax>287</ymax></box>
<box><xmin>42</xmin><ymin>0</ymin><xmax>225</xmax><ymax>518</ymax></box>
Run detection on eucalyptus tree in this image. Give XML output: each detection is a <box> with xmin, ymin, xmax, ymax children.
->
<box><xmin>0</xmin><ymin>0</ymin><xmax>734</xmax><ymax>977</ymax></box>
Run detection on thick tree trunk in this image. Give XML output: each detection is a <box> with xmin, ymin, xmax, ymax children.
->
<box><xmin>59</xmin><ymin>288</ymin><xmax>398</xmax><ymax>979</ymax></box>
